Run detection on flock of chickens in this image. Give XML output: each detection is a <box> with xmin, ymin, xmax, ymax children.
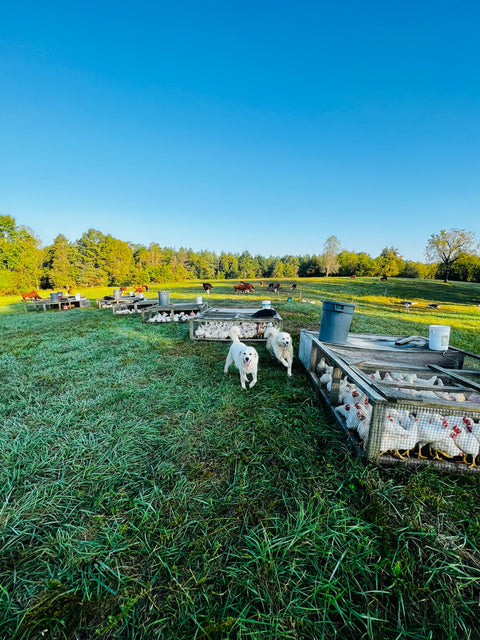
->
<box><xmin>146</xmin><ymin>310</ymin><xmax>199</xmax><ymax>323</ymax></box>
<box><xmin>194</xmin><ymin>321</ymin><xmax>276</xmax><ymax>340</ymax></box>
<box><xmin>317</xmin><ymin>358</ymin><xmax>480</xmax><ymax>467</ymax></box>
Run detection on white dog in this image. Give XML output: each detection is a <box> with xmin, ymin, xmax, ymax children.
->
<box><xmin>224</xmin><ymin>325</ymin><xmax>259</xmax><ymax>389</ymax></box>
<box><xmin>265</xmin><ymin>326</ymin><xmax>293</xmax><ymax>376</ymax></box>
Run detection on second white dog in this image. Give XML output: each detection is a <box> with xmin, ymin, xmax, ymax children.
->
<box><xmin>265</xmin><ymin>326</ymin><xmax>293</xmax><ymax>376</ymax></box>
<box><xmin>224</xmin><ymin>325</ymin><xmax>259</xmax><ymax>389</ymax></box>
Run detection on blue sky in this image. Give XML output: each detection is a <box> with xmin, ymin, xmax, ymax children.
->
<box><xmin>1</xmin><ymin>1</ymin><xmax>479</xmax><ymax>261</ymax></box>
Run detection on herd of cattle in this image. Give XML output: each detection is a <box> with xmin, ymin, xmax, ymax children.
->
<box><xmin>203</xmin><ymin>281</ymin><xmax>296</xmax><ymax>295</ymax></box>
<box><xmin>21</xmin><ymin>281</ymin><xmax>295</xmax><ymax>303</ymax></box>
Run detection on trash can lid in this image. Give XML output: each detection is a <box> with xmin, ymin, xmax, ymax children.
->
<box><xmin>321</xmin><ymin>299</ymin><xmax>356</xmax><ymax>309</ymax></box>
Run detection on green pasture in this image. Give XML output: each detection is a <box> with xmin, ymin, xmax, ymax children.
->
<box><xmin>1</xmin><ymin>278</ymin><xmax>480</xmax><ymax>639</ymax></box>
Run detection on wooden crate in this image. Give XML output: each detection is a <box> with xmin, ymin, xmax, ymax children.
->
<box><xmin>190</xmin><ymin>307</ymin><xmax>283</xmax><ymax>341</ymax></box>
<box><xmin>143</xmin><ymin>301</ymin><xmax>208</xmax><ymax>324</ymax></box>
<box><xmin>300</xmin><ymin>330</ymin><xmax>480</xmax><ymax>474</ymax></box>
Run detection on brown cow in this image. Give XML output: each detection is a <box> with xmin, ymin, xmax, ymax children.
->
<box><xmin>234</xmin><ymin>282</ymin><xmax>255</xmax><ymax>293</ymax></box>
<box><xmin>21</xmin><ymin>290</ymin><xmax>42</xmax><ymax>301</ymax></box>
<box><xmin>268</xmin><ymin>282</ymin><xmax>280</xmax><ymax>293</ymax></box>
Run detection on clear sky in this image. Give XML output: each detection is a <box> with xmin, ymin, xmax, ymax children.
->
<box><xmin>1</xmin><ymin>1</ymin><xmax>479</xmax><ymax>262</ymax></box>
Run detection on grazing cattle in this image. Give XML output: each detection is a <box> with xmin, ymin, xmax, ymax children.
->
<box><xmin>268</xmin><ymin>282</ymin><xmax>280</xmax><ymax>293</ymax></box>
<box><xmin>234</xmin><ymin>282</ymin><xmax>255</xmax><ymax>293</ymax></box>
<box><xmin>134</xmin><ymin>286</ymin><xmax>145</xmax><ymax>294</ymax></box>
<box><xmin>21</xmin><ymin>290</ymin><xmax>42</xmax><ymax>301</ymax></box>
<box><xmin>350</xmin><ymin>275</ymin><xmax>356</xmax><ymax>279</ymax></box>
<box><xmin>142</xmin><ymin>284</ymin><xmax>150</xmax><ymax>292</ymax></box>
<box><xmin>203</xmin><ymin>283</ymin><xmax>213</xmax><ymax>296</ymax></box>
<box><xmin>290</xmin><ymin>283</ymin><xmax>297</xmax><ymax>289</ymax></box>
<box><xmin>260</xmin><ymin>281</ymin><xmax>264</xmax><ymax>287</ymax></box>
<box><xmin>120</xmin><ymin>287</ymin><xmax>128</xmax><ymax>294</ymax></box>
<box><xmin>380</xmin><ymin>275</ymin><xmax>388</xmax><ymax>282</ymax></box>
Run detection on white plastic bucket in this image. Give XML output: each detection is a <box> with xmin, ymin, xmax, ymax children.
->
<box><xmin>75</xmin><ymin>293</ymin><xmax>81</xmax><ymax>301</ymax></box>
<box><xmin>429</xmin><ymin>325</ymin><xmax>451</xmax><ymax>351</ymax></box>
<box><xmin>262</xmin><ymin>300</ymin><xmax>271</xmax><ymax>310</ymax></box>
<box><xmin>196</xmin><ymin>296</ymin><xmax>203</xmax><ymax>304</ymax></box>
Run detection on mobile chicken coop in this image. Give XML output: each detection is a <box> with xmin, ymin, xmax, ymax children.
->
<box><xmin>300</xmin><ymin>331</ymin><xmax>480</xmax><ymax>474</ymax></box>
<box><xmin>142</xmin><ymin>300</ymin><xmax>208</xmax><ymax>324</ymax></box>
<box><xmin>189</xmin><ymin>307</ymin><xmax>283</xmax><ymax>341</ymax></box>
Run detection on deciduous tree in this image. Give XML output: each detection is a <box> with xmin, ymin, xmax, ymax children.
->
<box><xmin>425</xmin><ymin>228</ymin><xmax>478</xmax><ymax>283</ymax></box>
<box><xmin>322</xmin><ymin>236</ymin><xmax>341</xmax><ymax>277</ymax></box>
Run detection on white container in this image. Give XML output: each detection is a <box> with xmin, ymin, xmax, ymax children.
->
<box><xmin>158</xmin><ymin>291</ymin><xmax>170</xmax><ymax>305</ymax></box>
<box><xmin>196</xmin><ymin>296</ymin><xmax>203</xmax><ymax>304</ymax></box>
<box><xmin>262</xmin><ymin>300</ymin><xmax>271</xmax><ymax>310</ymax></box>
<box><xmin>429</xmin><ymin>325</ymin><xmax>451</xmax><ymax>351</ymax></box>
<box><xmin>75</xmin><ymin>293</ymin><xmax>81</xmax><ymax>301</ymax></box>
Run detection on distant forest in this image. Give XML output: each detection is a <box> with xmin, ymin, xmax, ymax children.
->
<box><xmin>1</xmin><ymin>215</ymin><xmax>480</xmax><ymax>293</ymax></box>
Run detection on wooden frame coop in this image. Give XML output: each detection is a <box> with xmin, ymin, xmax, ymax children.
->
<box><xmin>300</xmin><ymin>331</ymin><xmax>480</xmax><ymax>474</ymax></box>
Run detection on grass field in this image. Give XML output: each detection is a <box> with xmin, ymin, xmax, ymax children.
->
<box><xmin>1</xmin><ymin>277</ymin><xmax>480</xmax><ymax>639</ymax></box>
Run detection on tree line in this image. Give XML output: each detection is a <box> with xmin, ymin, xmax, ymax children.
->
<box><xmin>1</xmin><ymin>216</ymin><xmax>479</xmax><ymax>293</ymax></box>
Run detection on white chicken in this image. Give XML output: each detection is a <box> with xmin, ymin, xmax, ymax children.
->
<box><xmin>336</xmin><ymin>403</ymin><xmax>353</xmax><ymax>420</ymax></box>
<box><xmin>444</xmin><ymin>416</ymin><xmax>479</xmax><ymax>467</ymax></box>
<box><xmin>417</xmin><ymin>414</ymin><xmax>464</xmax><ymax>461</ymax></box>
<box><xmin>337</xmin><ymin>378</ymin><xmax>356</xmax><ymax>404</ymax></box>
<box><xmin>380</xmin><ymin>414</ymin><xmax>419</xmax><ymax>460</ymax></box>
<box><xmin>351</xmin><ymin>402</ymin><xmax>371</xmax><ymax>442</ymax></box>
<box><xmin>346</xmin><ymin>402</ymin><xmax>368</xmax><ymax>433</ymax></box>
<box><xmin>316</xmin><ymin>358</ymin><xmax>327</xmax><ymax>376</ymax></box>
<box><xmin>343</xmin><ymin>387</ymin><xmax>368</xmax><ymax>407</ymax></box>
<box><xmin>320</xmin><ymin>370</ymin><xmax>332</xmax><ymax>386</ymax></box>
<box><xmin>416</xmin><ymin>375</ymin><xmax>438</xmax><ymax>386</ymax></box>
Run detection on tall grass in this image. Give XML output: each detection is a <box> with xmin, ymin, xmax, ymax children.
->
<box><xmin>1</xmin><ymin>278</ymin><xmax>480</xmax><ymax>639</ymax></box>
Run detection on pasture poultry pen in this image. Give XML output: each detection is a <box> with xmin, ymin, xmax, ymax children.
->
<box><xmin>24</xmin><ymin>296</ymin><xmax>90</xmax><ymax>312</ymax></box>
<box><xmin>112</xmin><ymin>298</ymin><xmax>161</xmax><ymax>315</ymax></box>
<box><xmin>189</xmin><ymin>307</ymin><xmax>283</xmax><ymax>341</ymax></box>
<box><xmin>142</xmin><ymin>300</ymin><xmax>208</xmax><ymax>323</ymax></box>
<box><xmin>300</xmin><ymin>331</ymin><xmax>480</xmax><ymax>474</ymax></box>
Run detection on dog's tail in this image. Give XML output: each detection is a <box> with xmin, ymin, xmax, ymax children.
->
<box><xmin>264</xmin><ymin>325</ymin><xmax>279</xmax><ymax>339</ymax></box>
<box><xmin>230</xmin><ymin>325</ymin><xmax>242</xmax><ymax>342</ymax></box>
